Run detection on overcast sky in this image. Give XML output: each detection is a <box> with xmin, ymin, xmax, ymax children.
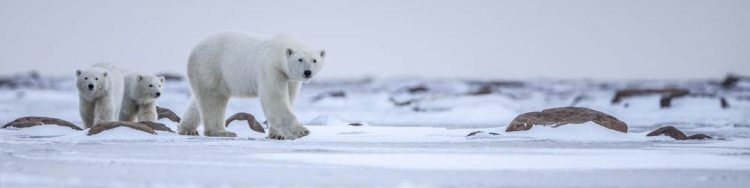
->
<box><xmin>0</xmin><ymin>0</ymin><xmax>748</xmax><ymax>80</ymax></box>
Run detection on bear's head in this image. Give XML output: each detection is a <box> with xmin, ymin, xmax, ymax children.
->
<box><xmin>133</xmin><ymin>74</ymin><xmax>165</xmax><ymax>102</ymax></box>
<box><xmin>283</xmin><ymin>48</ymin><xmax>325</xmax><ymax>81</ymax></box>
<box><xmin>76</xmin><ymin>68</ymin><xmax>110</xmax><ymax>100</ymax></box>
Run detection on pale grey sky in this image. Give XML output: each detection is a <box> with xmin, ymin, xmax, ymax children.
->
<box><xmin>0</xmin><ymin>0</ymin><xmax>748</xmax><ymax>79</ymax></box>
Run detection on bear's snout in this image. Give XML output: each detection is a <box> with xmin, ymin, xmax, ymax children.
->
<box><xmin>88</xmin><ymin>84</ymin><xmax>94</xmax><ymax>90</ymax></box>
<box><xmin>304</xmin><ymin>70</ymin><xmax>312</xmax><ymax>78</ymax></box>
<box><xmin>155</xmin><ymin>92</ymin><xmax>161</xmax><ymax>97</ymax></box>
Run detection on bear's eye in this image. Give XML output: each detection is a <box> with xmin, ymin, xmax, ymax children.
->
<box><xmin>84</xmin><ymin>77</ymin><xmax>88</xmax><ymax>80</ymax></box>
<box><xmin>148</xmin><ymin>84</ymin><xmax>153</xmax><ymax>88</ymax></box>
<box><xmin>313</xmin><ymin>59</ymin><xmax>317</xmax><ymax>63</ymax></box>
<box><xmin>95</xmin><ymin>77</ymin><xmax>98</xmax><ymax>81</ymax></box>
<box><xmin>298</xmin><ymin>58</ymin><xmax>303</xmax><ymax>62</ymax></box>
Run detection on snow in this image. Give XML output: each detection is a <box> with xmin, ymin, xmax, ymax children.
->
<box><xmin>1</xmin><ymin>77</ymin><xmax>750</xmax><ymax>187</ymax></box>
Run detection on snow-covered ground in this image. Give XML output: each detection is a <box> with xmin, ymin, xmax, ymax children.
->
<box><xmin>1</xmin><ymin>76</ymin><xmax>749</xmax><ymax>187</ymax></box>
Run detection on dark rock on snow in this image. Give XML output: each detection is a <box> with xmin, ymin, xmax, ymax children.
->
<box><xmin>506</xmin><ymin>107</ymin><xmax>628</xmax><ymax>133</ymax></box>
<box><xmin>2</xmin><ymin>116</ymin><xmax>82</xmax><ymax>130</ymax></box>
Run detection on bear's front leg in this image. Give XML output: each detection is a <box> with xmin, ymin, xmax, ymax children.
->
<box><xmin>137</xmin><ymin>102</ymin><xmax>158</xmax><ymax>122</ymax></box>
<box><xmin>79</xmin><ymin>96</ymin><xmax>95</xmax><ymax>128</ymax></box>
<box><xmin>93</xmin><ymin>96</ymin><xmax>116</xmax><ymax>125</ymax></box>
<box><xmin>119</xmin><ymin>100</ymin><xmax>138</xmax><ymax>122</ymax></box>
<box><xmin>260</xmin><ymin>80</ymin><xmax>309</xmax><ymax>140</ymax></box>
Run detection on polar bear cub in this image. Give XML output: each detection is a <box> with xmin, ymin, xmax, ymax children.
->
<box><xmin>119</xmin><ymin>73</ymin><xmax>165</xmax><ymax>122</ymax></box>
<box><xmin>76</xmin><ymin>63</ymin><xmax>124</xmax><ymax>128</ymax></box>
<box><xmin>178</xmin><ymin>32</ymin><xmax>325</xmax><ymax>139</ymax></box>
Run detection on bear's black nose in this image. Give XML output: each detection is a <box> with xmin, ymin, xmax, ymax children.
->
<box><xmin>304</xmin><ymin>70</ymin><xmax>312</xmax><ymax>78</ymax></box>
<box><xmin>88</xmin><ymin>84</ymin><xmax>94</xmax><ymax>90</ymax></box>
<box><xmin>155</xmin><ymin>92</ymin><xmax>161</xmax><ymax>97</ymax></box>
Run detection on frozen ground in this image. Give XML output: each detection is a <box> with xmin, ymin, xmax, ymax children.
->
<box><xmin>1</xmin><ymin>75</ymin><xmax>750</xmax><ymax>187</ymax></box>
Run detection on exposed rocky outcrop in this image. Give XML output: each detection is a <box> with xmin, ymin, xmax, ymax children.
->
<box><xmin>721</xmin><ymin>74</ymin><xmax>750</xmax><ymax>89</ymax></box>
<box><xmin>611</xmin><ymin>88</ymin><xmax>689</xmax><ymax>108</ymax></box>
<box><xmin>2</xmin><ymin>116</ymin><xmax>82</xmax><ymax>130</ymax></box>
<box><xmin>88</xmin><ymin>121</ymin><xmax>157</xmax><ymax>136</ymax></box>
<box><xmin>225</xmin><ymin>112</ymin><xmax>265</xmax><ymax>133</ymax></box>
<box><xmin>138</xmin><ymin>121</ymin><xmax>175</xmax><ymax>133</ymax></box>
<box><xmin>646</xmin><ymin>126</ymin><xmax>712</xmax><ymax>140</ymax></box>
<box><xmin>505</xmin><ymin>107</ymin><xmax>628</xmax><ymax>133</ymax></box>
<box><xmin>156</xmin><ymin>106</ymin><xmax>181</xmax><ymax>123</ymax></box>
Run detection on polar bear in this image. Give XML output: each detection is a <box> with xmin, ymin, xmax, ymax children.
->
<box><xmin>76</xmin><ymin>63</ymin><xmax>124</xmax><ymax>128</ymax></box>
<box><xmin>119</xmin><ymin>73</ymin><xmax>165</xmax><ymax>122</ymax></box>
<box><xmin>178</xmin><ymin>32</ymin><xmax>325</xmax><ymax>139</ymax></box>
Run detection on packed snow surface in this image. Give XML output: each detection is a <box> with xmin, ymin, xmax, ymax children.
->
<box><xmin>1</xmin><ymin>77</ymin><xmax>749</xmax><ymax>187</ymax></box>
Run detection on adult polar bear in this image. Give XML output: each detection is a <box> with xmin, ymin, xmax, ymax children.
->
<box><xmin>179</xmin><ymin>33</ymin><xmax>324</xmax><ymax>139</ymax></box>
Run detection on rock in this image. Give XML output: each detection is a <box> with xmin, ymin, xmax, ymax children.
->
<box><xmin>311</xmin><ymin>90</ymin><xmax>346</xmax><ymax>102</ymax></box>
<box><xmin>611</xmin><ymin>88</ymin><xmax>689</xmax><ymax>108</ymax></box>
<box><xmin>686</xmin><ymin>134</ymin><xmax>712</xmax><ymax>140</ymax></box>
<box><xmin>138</xmin><ymin>121</ymin><xmax>175</xmax><ymax>133</ymax></box>
<box><xmin>407</xmin><ymin>85</ymin><xmax>429</xmax><ymax>94</ymax></box>
<box><xmin>505</xmin><ymin>107</ymin><xmax>628</xmax><ymax>133</ymax></box>
<box><xmin>465</xmin><ymin>80</ymin><xmax>525</xmax><ymax>96</ymax></box>
<box><xmin>88</xmin><ymin>121</ymin><xmax>157</xmax><ymax>136</ymax></box>
<box><xmin>225</xmin><ymin>112</ymin><xmax>265</xmax><ymax>133</ymax></box>
<box><xmin>646</xmin><ymin>126</ymin><xmax>712</xmax><ymax>140</ymax></box>
<box><xmin>2</xmin><ymin>116</ymin><xmax>82</xmax><ymax>130</ymax></box>
<box><xmin>349</xmin><ymin>122</ymin><xmax>363</xmax><ymax>126</ymax></box>
<box><xmin>156</xmin><ymin>106</ymin><xmax>181</xmax><ymax>123</ymax></box>
<box><xmin>720</xmin><ymin>97</ymin><xmax>730</xmax><ymax>109</ymax></box>
<box><xmin>466</xmin><ymin>131</ymin><xmax>500</xmax><ymax>137</ymax></box>
<box><xmin>466</xmin><ymin>131</ymin><xmax>483</xmax><ymax>137</ymax></box>
<box><xmin>467</xmin><ymin>85</ymin><xmax>493</xmax><ymax>96</ymax></box>
<box><xmin>720</xmin><ymin>74</ymin><xmax>750</xmax><ymax>89</ymax></box>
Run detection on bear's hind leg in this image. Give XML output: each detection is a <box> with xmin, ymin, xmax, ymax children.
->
<box><xmin>199</xmin><ymin>95</ymin><xmax>236</xmax><ymax>137</ymax></box>
<box><xmin>178</xmin><ymin>100</ymin><xmax>200</xmax><ymax>136</ymax></box>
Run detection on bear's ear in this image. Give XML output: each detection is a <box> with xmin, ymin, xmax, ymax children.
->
<box><xmin>320</xmin><ymin>50</ymin><xmax>326</xmax><ymax>58</ymax></box>
<box><xmin>286</xmin><ymin>48</ymin><xmax>294</xmax><ymax>57</ymax></box>
<box><xmin>159</xmin><ymin>76</ymin><xmax>165</xmax><ymax>83</ymax></box>
<box><xmin>138</xmin><ymin>75</ymin><xmax>144</xmax><ymax>82</ymax></box>
<box><xmin>76</xmin><ymin>70</ymin><xmax>81</xmax><ymax>76</ymax></box>
<box><xmin>103</xmin><ymin>72</ymin><xmax>108</xmax><ymax>77</ymax></box>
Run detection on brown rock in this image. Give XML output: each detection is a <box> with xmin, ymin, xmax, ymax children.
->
<box><xmin>686</xmin><ymin>134</ymin><xmax>712</xmax><ymax>140</ymax></box>
<box><xmin>505</xmin><ymin>107</ymin><xmax>628</xmax><ymax>133</ymax></box>
<box><xmin>225</xmin><ymin>112</ymin><xmax>265</xmax><ymax>133</ymax></box>
<box><xmin>2</xmin><ymin>116</ymin><xmax>82</xmax><ymax>130</ymax></box>
<box><xmin>611</xmin><ymin>88</ymin><xmax>689</xmax><ymax>108</ymax></box>
<box><xmin>88</xmin><ymin>121</ymin><xmax>157</xmax><ymax>136</ymax></box>
<box><xmin>646</xmin><ymin>126</ymin><xmax>712</xmax><ymax>140</ymax></box>
<box><xmin>156</xmin><ymin>106</ymin><xmax>181</xmax><ymax>123</ymax></box>
<box><xmin>646</xmin><ymin>126</ymin><xmax>687</xmax><ymax>140</ymax></box>
<box><xmin>139</xmin><ymin>121</ymin><xmax>175</xmax><ymax>133</ymax></box>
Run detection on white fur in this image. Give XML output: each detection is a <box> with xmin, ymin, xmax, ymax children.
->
<box><xmin>76</xmin><ymin>63</ymin><xmax>124</xmax><ymax>128</ymax></box>
<box><xmin>119</xmin><ymin>73</ymin><xmax>165</xmax><ymax>122</ymax></box>
<box><xmin>178</xmin><ymin>32</ymin><xmax>325</xmax><ymax>138</ymax></box>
